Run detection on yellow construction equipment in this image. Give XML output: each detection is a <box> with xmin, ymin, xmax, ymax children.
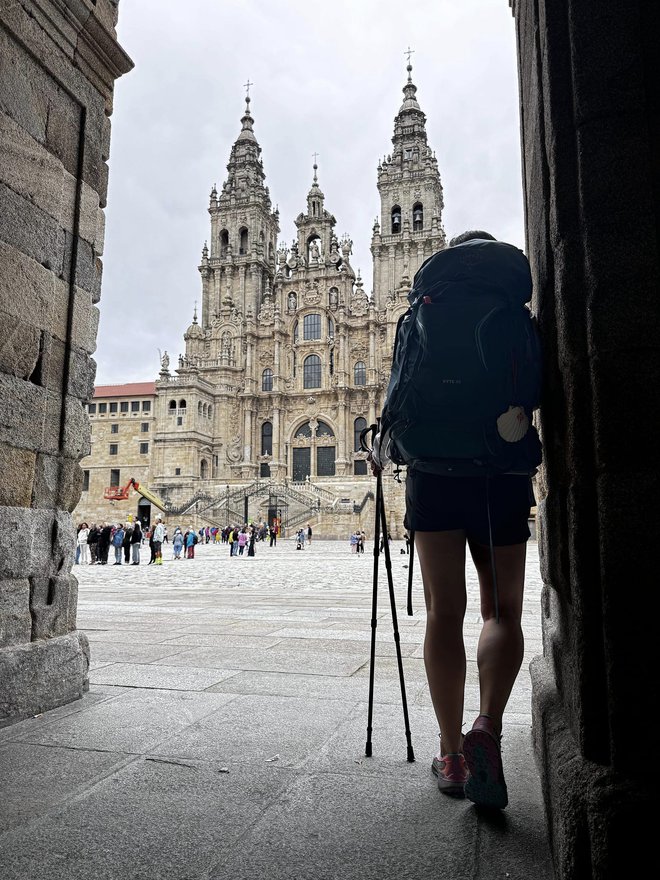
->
<box><xmin>103</xmin><ymin>478</ymin><xmax>168</xmax><ymax>512</ymax></box>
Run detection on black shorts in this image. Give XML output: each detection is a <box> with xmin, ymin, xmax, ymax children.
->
<box><xmin>404</xmin><ymin>472</ymin><xmax>534</xmax><ymax>546</ymax></box>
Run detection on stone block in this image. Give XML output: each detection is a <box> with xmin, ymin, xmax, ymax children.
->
<box><xmin>0</xmin><ymin>31</ymin><xmax>49</xmax><ymax>144</ymax></box>
<box><xmin>0</xmin><ymin>372</ymin><xmax>53</xmax><ymax>455</ymax></box>
<box><xmin>0</xmin><ymin>444</ymin><xmax>36</xmax><ymax>507</ymax></box>
<box><xmin>0</xmin><ymin>316</ymin><xmax>41</xmax><ymax>380</ymax></box>
<box><xmin>0</xmin><ymin>108</ymin><xmax>69</xmax><ymax>226</ymax></box>
<box><xmin>30</xmin><ymin>574</ymin><xmax>76</xmax><ymax>640</ymax></box>
<box><xmin>0</xmin><ymin>507</ymin><xmax>75</xmax><ymax>581</ymax></box>
<box><xmin>0</xmin><ymin>632</ymin><xmax>87</xmax><ymax>724</ymax></box>
<box><xmin>0</xmin><ymin>239</ymin><xmax>56</xmax><ymax>334</ymax></box>
<box><xmin>32</xmin><ymin>454</ymin><xmax>84</xmax><ymax>512</ymax></box>
<box><xmin>0</xmin><ymin>182</ymin><xmax>67</xmax><ymax>276</ymax></box>
<box><xmin>0</xmin><ymin>579</ymin><xmax>31</xmax><ymax>647</ymax></box>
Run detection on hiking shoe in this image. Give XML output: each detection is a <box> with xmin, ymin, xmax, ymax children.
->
<box><xmin>431</xmin><ymin>753</ymin><xmax>467</xmax><ymax>797</ymax></box>
<box><xmin>463</xmin><ymin>716</ymin><xmax>508</xmax><ymax>809</ymax></box>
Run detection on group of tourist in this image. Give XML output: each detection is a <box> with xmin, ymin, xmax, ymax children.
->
<box><xmin>75</xmin><ymin>520</ymin><xmax>144</xmax><ymax>565</ymax></box>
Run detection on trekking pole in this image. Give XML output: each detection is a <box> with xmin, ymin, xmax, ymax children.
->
<box><xmin>364</xmin><ymin>462</ymin><xmax>382</xmax><ymax>758</ymax></box>
<box><xmin>379</xmin><ymin>490</ymin><xmax>415</xmax><ymax>763</ymax></box>
<box><xmin>360</xmin><ymin>423</ymin><xmax>415</xmax><ymax>763</ymax></box>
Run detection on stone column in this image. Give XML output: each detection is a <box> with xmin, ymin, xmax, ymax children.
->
<box><xmin>511</xmin><ymin>1</ymin><xmax>659</xmax><ymax>876</ymax></box>
<box><xmin>0</xmin><ymin>0</ymin><xmax>132</xmax><ymax>724</ymax></box>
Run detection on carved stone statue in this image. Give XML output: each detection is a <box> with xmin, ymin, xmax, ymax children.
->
<box><xmin>329</xmin><ymin>287</ymin><xmax>339</xmax><ymax>309</ymax></box>
<box><xmin>288</xmin><ymin>292</ymin><xmax>297</xmax><ymax>311</ymax></box>
<box><xmin>310</xmin><ymin>239</ymin><xmax>320</xmax><ymax>260</ymax></box>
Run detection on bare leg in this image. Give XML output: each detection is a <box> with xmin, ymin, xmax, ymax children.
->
<box><xmin>468</xmin><ymin>540</ymin><xmax>527</xmax><ymax>732</ymax></box>
<box><xmin>415</xmin><ymin>530</ymin><xmax>467</xmax><ymax>755</ymax></box>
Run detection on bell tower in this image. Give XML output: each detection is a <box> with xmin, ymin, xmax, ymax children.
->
<box><xmin>200</xmin><ymin>84</ymin><xmax>280</xmax><ymax>327</ymax></box>
<box><xmin>371</xmin><ymin>56</ymin><xmax>446</xmax><ymax>311</ymax></box>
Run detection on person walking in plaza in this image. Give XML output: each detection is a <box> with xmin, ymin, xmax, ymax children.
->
<box><xmin>185</xmin><ymin>527</ymin><xmax>196</xmax><ymax>559</ymax></box>
<box><xmin>370</xmin><ymin>231</ymin><xmax>542</xmax><ymax>810</ymax></box>
<box><xmin>97</xmin><ymin>522</ymin><xmax>112</xmax><ymax>565</ymax></box>
<box><xmin>269</xmin><ymin>524</ymin><xmax>277</xmax><ymax>547</ymax></box>
<box><xmin>237</xmin><ymin>527</ymin><xmax>248</xmax><ymax>556</ymax></box>
<box><xmin>130</xmin><ymin>519</ymin><xmax>142</xmax><ymax>564</ymax></box>
<box><xmin>306</xmin><ymin>523</ymin><xmax>313</xmax><ymax>546</ymax></box>
<box><xmin>172</xmin><ymin>527</ymin><xmax>184</xmax><ymax>559</ymax></box>
<box><xmin>122</xmin><ymin>523</ymin><xmax>132</xmax><ymax>564</ymax></box>
<box><xmin>77</xmin><ymin>523</ymin><xmax>90</xmax><ymax>565</ymax></box>
<box><xmin>152</xmin><ymin>518</ymin><xmax>165</xmax><ymax>565</ymax></box>
<box><xmin>87</xmin><ymin>523</ymin><xmax>99</xmax><ymax>564</ymax></box>
<box><xmin>111</xmin><ymin>523</ymin><xmax>125</xmax><ymax>565</ymax></box>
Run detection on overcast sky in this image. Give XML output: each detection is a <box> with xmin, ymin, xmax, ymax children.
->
<box><xmin>95</xmin><ymin>0</ymin><xmax>524</xmax><ymax>385</ymax></box>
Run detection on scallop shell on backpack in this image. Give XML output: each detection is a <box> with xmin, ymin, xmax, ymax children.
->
<box><xmin>496</xmin><ymin>406</ymin><xmax>530</xmax><ymax>443</ymax></box>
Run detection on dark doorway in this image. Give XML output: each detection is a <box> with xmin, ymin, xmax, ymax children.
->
<box><xmin>137</xmin><ymin>497</ymin><xmax>151</xmax><ymax>528</ymax></box>
<box><xmin>292</xmin><ymin>447</ymin><xmax>310</xmax><ymax>482</ymax></box>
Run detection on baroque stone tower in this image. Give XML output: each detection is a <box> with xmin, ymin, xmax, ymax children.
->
<box><xmin>145</xmin><ymin>64</ymin><xmax>446</xmax><ymax>532</ymax></box>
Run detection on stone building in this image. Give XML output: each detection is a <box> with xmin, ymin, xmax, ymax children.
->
<box><xmin>76</xmin><ymin>382</ymin><xmax>156</xmax><ymax>525</ymax></box>
<box><xmin>146</xmin><ymin>63</ymin><xmax>445</xmax><ymax>536</ymax></box>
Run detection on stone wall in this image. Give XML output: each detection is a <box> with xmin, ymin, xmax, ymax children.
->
<box><xmin>511</xmin><ymin>1</ymin><xmax>659</xmax><ymax>876</ymax></box>
<box><xmin>0</xmin><ymin>0</ymin><xmax>132</xmax><ymax>724</ymax></box>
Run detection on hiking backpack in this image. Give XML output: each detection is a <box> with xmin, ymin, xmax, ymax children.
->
<box><xmin>379</xmin><ymin>239</ymin><xmax>542</xmax><ymax>476</ymax></box>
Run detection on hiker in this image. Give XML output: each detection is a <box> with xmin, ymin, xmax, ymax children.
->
<box><xmin>371</xmin><ymin>231</ymin><xmax>542</xmax><ymax>810</ymax></box>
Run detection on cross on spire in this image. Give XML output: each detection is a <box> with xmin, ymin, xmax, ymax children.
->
<box><xmin>244</xmin><ymin>78</ymin><xmax>253</xmax><ymax>98</ymax></box>
<box><xmin>404</xmin><ymin>46</ymin><xmax>415</xmax><ymax>64</ymax></box>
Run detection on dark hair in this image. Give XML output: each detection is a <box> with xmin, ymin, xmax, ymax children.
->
<box><xmin>449</xmin><ymin>230</ymin><xmax>497</xmax><ymax>247</ymax></box>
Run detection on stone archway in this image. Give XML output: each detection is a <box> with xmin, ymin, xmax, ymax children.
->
<box><xmin>0</xmin><ymin>3</ymin><xmax>657</xmax><ymax>877</ymax></box>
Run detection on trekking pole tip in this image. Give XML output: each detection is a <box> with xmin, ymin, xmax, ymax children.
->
<box><xmin>365</xmin><ymin>742</ymin><xmax>373</xmax><ymax>758</ymax></box>
<box><xmin>407</xmin><ymin>745</ymin><xmax>415</xmax><ymax>763</ymax></box>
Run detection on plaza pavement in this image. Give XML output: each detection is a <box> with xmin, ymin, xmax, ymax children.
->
<box><xmin>0</xmin><ymin>535</ymin><xmax>554</xmax><ymax>879</ymax></box>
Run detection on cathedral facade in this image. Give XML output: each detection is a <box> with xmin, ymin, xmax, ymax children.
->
<box><xmin>147</xmin><ymin>64</ymin><xmax>446</xmax><ymax>534</ymax></box>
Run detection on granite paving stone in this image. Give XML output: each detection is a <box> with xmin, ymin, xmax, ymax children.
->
<box><xmin>11</xmin><ymin>688</ymin><xmax>238</xmax><ymax>753</ymax></box>
<box><xmin>0</xmin><ymin>539</ymin><xmax>552</xmax><ymax>879</ymax></box>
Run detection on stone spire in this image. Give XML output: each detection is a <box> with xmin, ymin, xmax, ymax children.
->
<box><xmin>391</xmin><ymin>58</ymin><xmax>428</xmax><ymax>150</ymax></box>
<box><xmin>306</xmin><ymin>154</ymin><xmax>325</xmax><ymax>215</ymax></box>
<box><xmin>219</xmin><ymin>86</ymin><xmax>270</xmax><ymax>211</ymax></box>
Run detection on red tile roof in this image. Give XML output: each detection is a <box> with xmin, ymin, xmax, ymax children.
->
<box><xmin>93</xmin><ymin>382</ymin><xmax>156</xmax><ymax>399</ymax></box>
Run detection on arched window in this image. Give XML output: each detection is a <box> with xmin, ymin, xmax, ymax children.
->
<box><xmin>169</xmin><ymin>400</ymin><xmax>177</xmax><ymax>410</ymax></box>
<box><xmin>220</xmin><ymin>229</ymin><xmax>229</xmax><ymax>257</ymax></box>
<box><xmin>354</xmin><ymin>361</ymin><xmax>367</xmax><ymax>386</ymax></box>
<box><xmin>208</xmin><ymin>405</ymin><xmax>212</xmax><ymax>419</ymax></box>
<box><xmin>261</xmin><ymin>421</ymin><xmax>273</xmax><ymax>455</ymax></box>
<box><xmin>179</xmin><ymin>399</ymin><xmax>187</xmax><ymax>409</ymax></box>
<box><xmin>316</xmin><ymin>421</ymin><xmax>335</xmax><ymax>438</ymax></box>
<box><xmin>391</xmin><ymin>205</ymin><xmax>402</xmax><ymax>234</ymax></box>
<box><xmin>413</xmin><ymin>202</ymin><xmax>424</xmax><ymax>232</ymax></box>
<box><xmin>303</xmin><ymin>313</ymin><xmax>321</xmax><ymax>340</ymax></box>
<box><xmin>303</xmin><ymin>354</ymin><xmax>322</xmax><ymax>389</ymax></box>
<box><xmin>198</xmin><ymin>402</ymin><xmax>203</xmax><ymax>415</ymax></box>
<box><xmin>203</xmin><ymin>403</ymin><xmax>208</xmax><ymax>417</ymax></box>
<box><xmin>200</xmin><ymin>459</ymin><xmax>208</xmax><ymax>479</ymax></box>
<box><xmin>262</xmin><ymin>368</ymin><xmax>273</xmax><ymax>392</ymax></box>
<box><xmin>239</xmin><ymin>227</ymin><xmax>248</xmax><ymax>255</ymax></box>
<box><xmin>354</xmin><ymin>417</ymin><xmax>367</xmax><ymax>452</ymax></box>
<box><xmin>295</xmin><ymin>422</ymin><xmax>312</xmax><ymax>439</ymax></box>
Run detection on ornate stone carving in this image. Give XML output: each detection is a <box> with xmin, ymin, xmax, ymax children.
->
<box><xmin>226</xmin><ymin>434</ymin><xmax>243</xmax><ymax>463</ymax></box>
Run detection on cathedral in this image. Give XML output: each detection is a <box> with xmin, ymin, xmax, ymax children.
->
<box><xmin>84</xmin><ymin>62</ymin><xmax>447</xmax><ymax>535</ymax></box>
